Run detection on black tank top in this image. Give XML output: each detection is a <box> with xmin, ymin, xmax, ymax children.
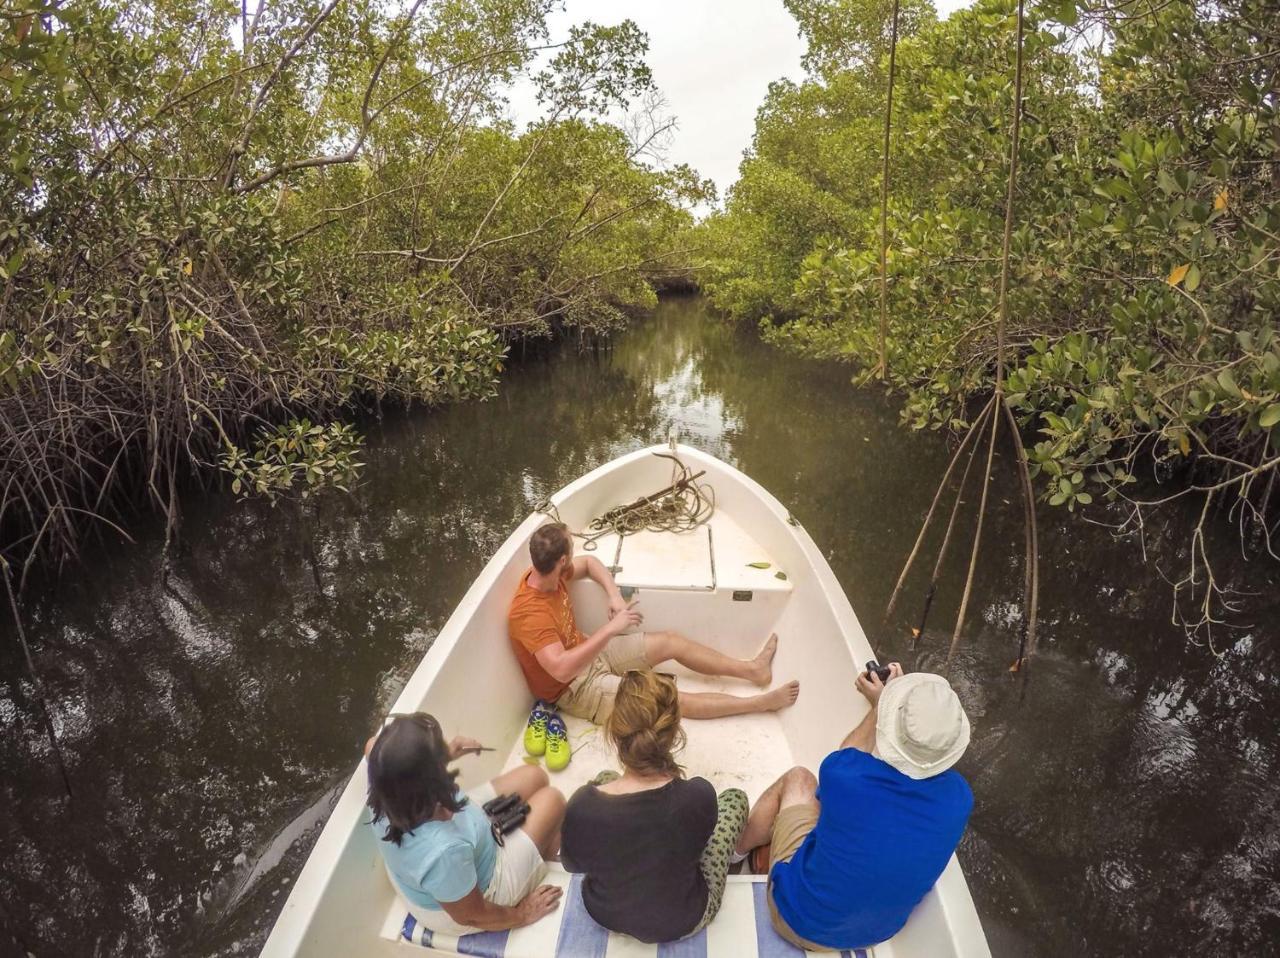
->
<box><xmin>560</xmin><ymin>776</ymin><xmax>718</xmax><ymax>942</ymax></box>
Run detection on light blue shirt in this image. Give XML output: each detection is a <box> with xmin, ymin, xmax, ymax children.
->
<box><xmin>370</xmin><ymin>789</ymin><xmax>498</xmax><ymax>910</ymax></box>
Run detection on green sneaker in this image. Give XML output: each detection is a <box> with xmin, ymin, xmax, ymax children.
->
<box><xmin>523</xmin><ymin>700</ymin><xmax>553</xmax><ymax>757</ymax></box>
<box><xmin>545</xmin><ymin>714</ymin><xmax>571</xmax><ymax>772</ymax></box>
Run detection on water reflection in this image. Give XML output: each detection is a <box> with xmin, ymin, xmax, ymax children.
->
<box><xmin>1</xmin><ymin>296</ymin><xmax>1278</xmax><ymax>956</ymax></box>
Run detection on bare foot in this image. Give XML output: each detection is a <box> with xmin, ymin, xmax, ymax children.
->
<box><xmin>747</xmin><ymin>633</ymin><xmax>779</xmax><ymax>687</ymax></box>
<box><xmin>757</xmin><ymin>680</ymin><xmax>800</xmax><ymax>712</ymax></box>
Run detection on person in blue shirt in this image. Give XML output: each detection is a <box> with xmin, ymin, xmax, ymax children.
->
<box><xmin>735</xmin><ymin>665</ymin><xmax>973</xmax><ymax>951</ymax></box>
<box><xmin>365</xmin><ymin>712</ymin><xmax>566</xmax><ymax>934</ymax></box>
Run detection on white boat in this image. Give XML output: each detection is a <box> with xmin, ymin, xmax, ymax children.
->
<box><xmin>260</xmin><ymin>444</ymin><xmax>992</xmax><ymax>958</ymax></box>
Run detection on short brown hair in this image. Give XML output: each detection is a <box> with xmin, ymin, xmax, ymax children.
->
<box><xmin>607</xmin><ymin>671</ymin><xmax>685</xmax><ymax>778</ymax></box>
<box><xmin>529</xmin><ymin>522</ymin><xmax>572</xmax><ymax>574</ymax></box>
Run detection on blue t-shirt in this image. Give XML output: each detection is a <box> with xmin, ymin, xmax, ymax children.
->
<box><xmin>369</xmin><ymin>789</ymin><xmax>498</xmax><ymax>911</ymax></box>
<box><xmin>770</xmin><ymin>748</ymin><xmax>972</xmax><ymax>949</ymax></box>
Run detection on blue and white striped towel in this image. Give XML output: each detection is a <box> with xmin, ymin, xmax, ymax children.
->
<box><xmin>384</xmin><ymin>873</ymin><xmax>873</xmax><ymax>958</ymax></box>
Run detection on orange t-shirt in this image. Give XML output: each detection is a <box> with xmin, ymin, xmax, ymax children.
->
<box><xmin>508</xmin><ymin>567</ymin><xmax>585</xmax><ymax>702</ymax></box>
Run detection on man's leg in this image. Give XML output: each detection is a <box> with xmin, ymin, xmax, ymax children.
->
<box><xmin>736</xmin><ymin>765</ymin><xmax>818</xmax><ymax>856</ymax></box>
<box><xmin>594</xmin><ymin>631</ymin><xmax>798</xmax><ymax>721</ymax></box>
<box><xmin>644</xmin><ymin>630</ymin><xmax>780</xmax><ymax>686</ymax></box>
<box><xmin>679</xmin><ymin>685</ymin><xmax>800</xmax><ymax>719</ymax></box>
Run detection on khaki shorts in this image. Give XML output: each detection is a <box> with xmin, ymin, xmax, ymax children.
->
<box><xmin>554</xmin><ymin>631</ymin><xmax>649</xmax><ymax>724</ymax></box>
<box><xmin>765</xmin><ymin>803</ymin><xmax>830</xmax><ymax>951</ymax></box>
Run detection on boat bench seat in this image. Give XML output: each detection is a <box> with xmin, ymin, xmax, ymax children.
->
<box><xmin>380</xmin><ymin>870</ymin><xmax>873</xmax><ymax>958</ymax></box>
<box><xmin>587</xmin><ymin>513</ymin><xmax>794</xmax><ymax>595</ymax></box>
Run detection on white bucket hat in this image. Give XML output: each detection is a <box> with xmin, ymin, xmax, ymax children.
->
<box><xmin>875</xmin><ymin>673</ymin><xmax>971</xmax><ymax>780</ymax></box>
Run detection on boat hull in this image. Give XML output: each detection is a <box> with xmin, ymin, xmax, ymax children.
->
<box><xmin>260</xmin><ymin>445</ymin><xmax>990</xmax><ymax>958</ymax></box>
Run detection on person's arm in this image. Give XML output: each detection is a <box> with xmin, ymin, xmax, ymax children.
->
<box><xmin>559</xmin><ymin>792</ymin><xmax>585</xmax><ymax>874</ymax></box>
<box><xmin>840</xmin><ymin>709</ymin><xmax>877</xmax><ymax>752</ymax></box>
<box><xmin>439</xmin><ymin>884</ymin><xmax>563</xmax><ymax>931</ymax></box>
<box><xmin>533</xmin><ymin>602</ymin><xmax>642</xmax><ymax>683</ymax></box>
<box><xmin>446</xmin><ymin>736</ymin><xmax>485</xmax><ymax>759</ymax></box>
<box><xmin>572</xmin><ymin>554</ymin><xmax>628</xmax><ymax>617</ymax></box>
<box><xmin>842</xmin><ymin>662</ymin><xmax>904</xmax><ymax>752</ymax></box>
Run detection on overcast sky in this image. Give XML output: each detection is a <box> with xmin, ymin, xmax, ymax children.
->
<box><xmin>508</xmin><ymin>0</ymin><xmax>973</xmax><ymax>199</ymax></box>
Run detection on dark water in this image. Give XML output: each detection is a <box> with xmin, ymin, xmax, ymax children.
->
<box><xmin>3</xmin><ymin>296</ymin><xmax>1278</xmax><ymax>957</ymax></box>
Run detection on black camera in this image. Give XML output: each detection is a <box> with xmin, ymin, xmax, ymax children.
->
<box><xmin>865</xmin><ymin>660</ymin><xmax>893</xmax><ymax>684</ymax></box>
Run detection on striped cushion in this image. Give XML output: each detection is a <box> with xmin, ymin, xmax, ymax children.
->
<box><xmin>383</xmin><ymin>873</ymin><xmax>872</xmax><ymax>958</ymax></box>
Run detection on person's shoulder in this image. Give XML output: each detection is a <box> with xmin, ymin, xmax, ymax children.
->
<box><xmin>822</xmin><ymin>746</ymin><xmax>876</xmax><ymax>776</ymax></box>
<box><xmin>677</xmin><ymin>777</ymin><xmax>719</xmax><ymax>830</ymax></box>
<box><xmin>510</xmin><ymin>568</ymin><xmax>534</xmax><ymax>596</ymax></box>
<box><xmin>935</xmin><ymin>768</ymin><xmax>974</xmax><ymax>810</ymax></box>
<box><xmin>508</xmin><ymin>569</ymin><xmax>541</xmax><ymax>614</ymax></box>
<box><xmin>818</xmin><ymin>748</ymin><xmax>888</xmax><ymax>796</ymax></box>
<box><xmin>683</xmin><ymin>776</ymin><xmax>718</xmax><ymax>800</ymax></box>
<box><xmin>663</xmin><ymin>776</ymin><xmax>714</xmax><ymax>807</ymax></box>
<box><xmin>680</xmin><ymin>777</ymin><xmax>719</xmax><ymax>817</ymax></box>
<box><xmin>390</xmin><ymin>820</ymin><xmax>457</xmax><ymax>863</ymax></box>
<box><xmin>565</xmin><ymin>783</ymin><xmax>605</xmax><ymax>819</ymax></box>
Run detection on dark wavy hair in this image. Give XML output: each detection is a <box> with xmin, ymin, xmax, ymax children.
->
<box><xmin>367</xmin><ymin>712</ymin><xmax>467</xmax><ymax>846</ymax></box>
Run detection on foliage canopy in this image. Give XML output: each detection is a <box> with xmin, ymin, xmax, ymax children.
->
<box><xmin>702</xmin><ymin>0</ymin><xmax>1280</xmax><ymax>642</ymax></box>
<box><xmin>0</xmin><ymin>0</ymin><xmax>710</xmax><ymax>566</ymax></box>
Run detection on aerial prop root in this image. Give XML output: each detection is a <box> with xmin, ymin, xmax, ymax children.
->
<box><xmin>910</xmin><ymin>402</ymin><xmax>992</xmax><ymax>651</ymax></box>
<box><xmin>888</xmin><ymin>0</ymin><xmax>1039</xmax><ymax>678</ymax></box>
<box><xmin>885</xmin><ymin>393</ymin><xmax>998</xmax><ymax>623</ymax></box>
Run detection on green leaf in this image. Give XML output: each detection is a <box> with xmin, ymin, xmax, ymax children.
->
<box><xmin>774</xmin><ymin>570</ymin><xmax>788</xmax><ymax>581</ymax></box>
<box><xmin>747</xmin><ymin>561</ymin><xmax>771</xmax><ymax>569</ymax></box>
<box><xmin>1260</xmin><ymin>405</ymin><xmax>1280</xmax><ymax>429</ymax></box>
<box><xmin>1217</xmin><ymin>369</ymin><xmax>1241</xmax><ymax>397</ymax></box>
<box><xmin>1184</xmin><ymin>264</ymin><xmax>1201</xmax><ymax>292</ymax></box>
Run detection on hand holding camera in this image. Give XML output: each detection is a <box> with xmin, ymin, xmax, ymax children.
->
<box><xmin>856</xmin><ymin>660</ymin><xmax>903</xmax><ymax>706</ymax></box>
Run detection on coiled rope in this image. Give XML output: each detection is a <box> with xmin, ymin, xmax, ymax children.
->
<box><xmin>536</xmin><ymin>452</ymin><xmax>715</xmax><ymax>551</ymax></box>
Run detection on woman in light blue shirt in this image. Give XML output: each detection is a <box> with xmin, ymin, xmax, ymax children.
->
<box><xmin>366</xmin><ymin>713</ymin><xmax>565</xmax><ymax>934</ymax></box>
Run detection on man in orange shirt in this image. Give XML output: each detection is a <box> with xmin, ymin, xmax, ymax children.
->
<box><xmin>508</xmin><ymin>522</ymin><xmax>800</xmax><ymax>724</ymax></box>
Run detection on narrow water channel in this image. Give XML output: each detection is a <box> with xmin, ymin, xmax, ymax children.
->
<box><xmin>2</xmin><ymin>296</ymin><xmax>1278</xmax><ymax>957</ymax></box>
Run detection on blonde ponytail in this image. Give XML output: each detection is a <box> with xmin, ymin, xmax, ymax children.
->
<box><xmin>607</xmin><ymin>671</ymin><xmax>686</xmax><ymax>777</ymax></box>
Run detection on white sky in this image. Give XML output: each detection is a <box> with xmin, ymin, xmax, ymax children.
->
<box><xmin>507</xmin><ymin>0</ymin><xmax>974</xmax><ymax>199</ymax></box>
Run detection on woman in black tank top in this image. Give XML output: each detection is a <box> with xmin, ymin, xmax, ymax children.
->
<box><xmin>560</xmin><ymin>671</ymin><xmax>749</xmax><ymax>942</ymax></box>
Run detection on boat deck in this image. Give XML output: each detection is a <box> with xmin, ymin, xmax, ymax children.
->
<box><xmin>529</xmin><ymin>510</ymin><xmax>797</xmax><ymax>801</ymax></box>
<box><xmin>499</xmin><ymin>664</ymin><xmax>796</xmax><ymax>804</ymax></box>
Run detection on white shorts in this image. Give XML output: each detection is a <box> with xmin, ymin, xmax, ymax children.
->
<box><xmin>402</xmin><ymin>781</ymin><xmax>548</xmax><ymax>936</ymax></box>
